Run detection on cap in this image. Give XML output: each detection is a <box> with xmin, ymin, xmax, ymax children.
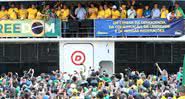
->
<box><xmin>112</xmin><ymin>5</ymin><xmax>117</xmax><ymax>9</ymax></box>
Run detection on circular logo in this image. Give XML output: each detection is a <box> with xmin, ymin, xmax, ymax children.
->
<box><xmin>71</xmin><ymin>51</ymin><xmax>86</xmax><ymax>66</ymax></box>
<box><xmin>31</xmin><ymin>21</ymin><xmax>45</xmax><ymax>37</ymax></box>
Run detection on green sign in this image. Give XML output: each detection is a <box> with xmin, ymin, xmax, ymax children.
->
<box><xmin>0</xmin><ymin>18</ymin><xmax>61</xmax><ymax>37</ymax></box>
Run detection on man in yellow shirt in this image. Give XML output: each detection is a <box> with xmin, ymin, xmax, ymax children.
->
<box><xmin>111</xmin><ymin>5</ymin><xmax>120</xmax><ymax>19</ymax></box>
<box><xmin>121</xmin><ymin>4</ymin><xmax>127</xmax><ymax>19</ymax></box>
<box><xmin>104</xmin><ymin>4</ymin><xmax>111</xmax><ymax>19</ymax></box>
<box><xmin>178</xmin><ymin>85</ymin><xmax>185</xmax><ymax>99</ymax></box>
<box><xmin>161</xmin><ymin>5</ymin><xmax>169</xmax><ymax>18</ymax></box>
<box><xmin>8</xmin><ymin>4</ymin><xmax>18</xmax><ymax>20</ymax></box>
<box><xmin>27</xmin><ymin>4</ymin><xmax>38</xmax><ymax>19</ymax></box>
<box><xmin>97</xmin><ymin>5</ymin><xmax>105</xmax><ymax>19</ymax></box>
<box><xmin>88</xmin><ymin>3</ymin><xmax>98</xmax><ymax>19</ymax></box>
<box><xmin>0</xmin><ymin>6</ymin><xmax>8</xmax><ymax>20</ymax></box>
<box><xmin>18</xmin><ymin>4</ymin><xmax>27</xmax><ymax>19</ymax></box>
<box><xmin>61</xmin><ymin>4</ymin><xmax>70</xmax><ymax>21</ymax></box>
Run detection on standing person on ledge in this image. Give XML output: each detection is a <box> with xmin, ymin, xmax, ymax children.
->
<box><xmin>111</xmin><ymin>5</ymin><xmax>120</xmax><ymax>19</ymax></box>
<box><xmin>175</xmin><ymin>2</ymin><xmax>185</xmax><ymax>18</ymax></box>
<box><xmin>127</xmin><ymin>6</ymin><xmax>136</xmax><ymax>18</ymax></box>
<box><xmin>151</xmin><ymin>3</ymin><xmax>160</xmax><ymax>18</ymax></box>
<box><xmin>104</xmin><ymin>4</ymin><xmax>111</xmax><ymax>19</ymax></box>
<box><xmin>75</xmin><ymin>3</ymin><xmax>87</xmax><ymax>21</ymax></box>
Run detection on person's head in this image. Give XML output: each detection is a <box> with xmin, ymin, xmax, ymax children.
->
<box><xmin>99</xmin><ymin>5</ymin><xmax>103</xmax><ymax>10</ymax></box>
<box><xmin>179</xmin><ymin>67</ymin><xmax>183</xmax><ymax>72</ymax></box>
<box><xmin>45</xmin><ymin>5</ymin><xmax>50</xmax><ymax>9</ymax></box>
<box><xmin>104</xmin><ymin>4</ymin><xmax>108</xmax><ymax>9</ymax></box>
<box><xmin>11</xmin><ymin>3</ymin><xmax>15</xmax><ymax>8</ymax></box>
<box><xmin>90</xmin><ymin>3</ymin><xmax>94</xmax><ymax>8</ymax></box>
<box><xmin>31</xmin><ymin>4</ymin><xmax>36</xmax><ymax>9</ymax></box>
<box><xmin>130</xmin><ymin>6</ymin><xmax>134</xmax><ymax>10</ymax></box>
<box><xmin>112</xmin><ymin>5</ymin><xmax>117</xmax><ymax>10</ymax></box>
<box><xmin>162</xmin><ymin>5</ymin><xmax>166</xmax><ymax>10</ymax></box>
<box><xmin>78</xmin><ymin>3</ymin><xmax>81</xmax><ymax>8</ymax></box>
<box><xmin>20</xmin><ymin>4</ymin><xmax>24</xmax><ymax>9</ymax></box>
<box><xmin>171</xmin><ymin>10</ymin><xmax>175</xmax><ymax>15</ymax></box>
<box><xmin>175</xmin><ymin>2</ymin><xmax>179</xmax><ymax>8</ymax></box>
<box><xmin>1</xmin><ymin>6</ymin><xmax>5</xmax><ymax>11</ymax></box>
<box><xmin>63</xmin><ymin>4</ymin><xmax>67</xmax><ymax>9</ymax></box>
<box><xmin>145</xmin><ymin>5</ymin><xmax>149</xmax><ymax>10</ymax></box>
<box><xmin>154</xmin><ymin>4</ymin><xmax>158</xmax><ymax>9</ymax></box>
<box><xmin>121</xmin><ymin>4</ymin><xmax>126</xmax><ymax>9</ymax></box>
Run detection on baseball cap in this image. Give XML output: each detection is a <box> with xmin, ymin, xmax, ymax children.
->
<box><xmin>112</xmin><ymin>5</ymin><xmax>117</xmax><ymax>9</ymax></box>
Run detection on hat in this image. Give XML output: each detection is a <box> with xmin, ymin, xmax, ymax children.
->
<box><xmin>112</xmin><ymin>5</ymin><xmax>117</xmax><ymax>9</ymax></box>
<box><xmin>177</xmin><ymin>85</ymin><xmax>185</xmax><ymax>93</ymax></box>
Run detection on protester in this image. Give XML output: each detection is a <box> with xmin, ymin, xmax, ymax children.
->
<box><xmin>167</xmin><ymin>10</ymin><xmax>176</xmax><ymax>21</ymax></box>
<box><xmin>0</xmin><ymin>6</ymin><xmax>8</xmax><ymax>20</ymax></box>
<box><xmin>127</xmin><ymin>6</ymin><xmax>136</xmax><ymax>18</ymax></box>
<box><xmin>151</xmin><ymin>3</ymin><xmax>161</xmax><ymax>18</ymax></box>
<box><xmin>111</xmin><ymin>5</ymin><xmax>120</xmax><ymax>19</ymax></box>
<box><xmin>174</xmin><ymin>2</ymin><xmax>185</xmax><ymax>18</ymax></box>
<box><xmin>161</xmin><ymin>5</ymin><xmax>169</xmax><ymax>19</ymax></box>
<box><xmin>143</xmin><ymin>5</ymin><xmax>151</xmax><ymax>18</ymax></box>
<box><xmin>120</xmin><ymin>4</ymin><xmax>127</xmax><ymax>19</ymax></box>
<box><xmin>97</xmin><ymin>5</ymin><xmax>105</xmax><ymax>19</ymax></box>
<box><xmin>104</xmin><ymin>4</ymin><xmax>111</xmax><ymax>19</ymax></box>
<box><xmin>75</xmin><ymin>3</ymin><xmax>87</xmax><ymax>20</ymax></box>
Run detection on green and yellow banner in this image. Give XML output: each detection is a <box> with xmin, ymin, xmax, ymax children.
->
<box><xmin>0</xmin><ymin>18</ymin><xmax>61</xmax><ymax>37</ymax></box>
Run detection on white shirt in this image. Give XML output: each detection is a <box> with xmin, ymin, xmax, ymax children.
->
<box><xmin>167</xmin><ymin>12</ymin><xmax>176</xmax><ymax>20</ymax></box>
<box><xmin>127</xmin><ymin>9</ymin><xmax>136</xmax><ymax>18</ymax></box>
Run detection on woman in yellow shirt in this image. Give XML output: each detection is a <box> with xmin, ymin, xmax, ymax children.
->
<box><xmin>88</xmin><ymin>3</ymin><xmax>98</xmax><ymax>19</ymax></box>
<box><xmin>161</xmin><ymin>5</ymin><xmax>169</xmax><ymax>18</ymax></box>
<box><xmin>104</xmin><ymin>4</ymin><xmax>111</xmax><ymax>19</ymax></box>
<box><xmin>18</xmin><ymin>4</ymin><xmax>27</xmax><ymax>19</ymax></box>
<box><xmin>0</xmin><ymin>6</ymin><xmax>8</xmax><ymax>20</ymax></box>
<box><xmin>8</xmin><ymin>4</ymin><xmax>18</xmax><ymax>20</ymax></box>
<box><xmin>61</xmin><ymin>4</ymin><xmax>70</xmax><ymax>21</ymax></box>
<box><xmin>121</xmin><ymin>4</ymin><xmax>127</xmax><ymax>19</ymax></box>
<box><xmin>97</xmin><ymin>5</ymin><xmax>105</xmax><ymax>19</ymax></box>
<box><xmin>56</xmin><ymin>6</ymin><xmax>62</xmax><ymax>19</ymax></box>
<box><xmin>27</xmin><ymin>4</ymin><xmax>38</xmax><ymax>19</ymax></box>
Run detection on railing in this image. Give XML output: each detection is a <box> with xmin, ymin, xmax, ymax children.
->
<box><xmin>61</xmin><ymin>18</ymin><xmax>185</xmax><ymax>38</ymax></box>
<box><xmin>0</xmin><ymin>18</ymin><xmax>184</xmax><ymax>38</ymax></box>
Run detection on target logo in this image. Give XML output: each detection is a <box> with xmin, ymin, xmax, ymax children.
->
<box><xmin>71</xmin><ymin>51</ymin><xmax>86</xmax><ymax>65</ymax></box>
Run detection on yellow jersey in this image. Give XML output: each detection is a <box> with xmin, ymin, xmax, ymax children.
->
<box><xmin>97</xmin><ymin>10</ymin><xmax>105</xmax><ymax>19</ymax></box>
<box><xmin>8</xmin><ymin>8</ymin><xmax>18</xmax><ymax>19</ymax></box>
<box><xmin>111</xmin><ymin>10</ymin><xmax>120</xmax><ymax>19</ymax></box>
<box><xmin>27</xmin><ymin>8</ymin><xmax>37</xmax><ymax>19</ymax></box>
<box><xmin>0</xmin><ymin>10</ymin><xmax>8</xmax><ymax>19</ymax></box>
<box><xmin>161</xmin><ymin>9</ymin><xmax>169</xmax><ymax>18</ymax></box>
<box><xmin>36</xmin><ymin>11</ymin><xmax>43</xmax><ymax>20</ymax></box>
<box><xmin>136</xmin><ymin>8</ymin><xmax>143</xmax><ymax>18</ymax></box>
<box><xmin>18</xmin><ymin>9</ymin><xmax>27</xmax><ymax>19</ymax></box>
<box><xmin>104</xmin><ymin>8</ymin><xmax>111</xmax><ymax>18</ymax></box>
<box><xmin>121</xmin><ymin>9</ymin><xmax>127</xmax><ymax>18</ymax></box>
<box><xmin>61</xmin><ymin>9</ymin><xmax>69</xmax><ymax>21</ymax></box>
<box><xmin>88</xmin><ymin>7</ymin><xmax>98</xmax><ymax>19</ymax></box>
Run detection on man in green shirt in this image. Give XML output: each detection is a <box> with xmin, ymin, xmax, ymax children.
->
<box><xmin>175</xmin><ymin>3</ymin><xmax>185</xmax><ymax>18</ymax></box>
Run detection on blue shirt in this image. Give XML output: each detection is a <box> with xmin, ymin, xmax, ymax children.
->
<box><xmin>143</xmin><ymin>10</ymin><xmax>151</xmax><ymax>18</ymax></box>
<box><xmin>75</xmin><ymin>7</ymin><xmax>87</xmax><ymax>20</ymax></box>
<box><xmin>152</xmin><ymin>8</ymin><xmax>160</xmax><ymax>18</ymax></box>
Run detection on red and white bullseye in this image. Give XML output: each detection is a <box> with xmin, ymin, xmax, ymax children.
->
<box><xmin>71</xmin><ymin>51</ymin><xmax>86</xmax><ymax>65</ymax></box>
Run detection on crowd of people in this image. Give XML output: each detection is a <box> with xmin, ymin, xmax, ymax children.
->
<box><xmin>0</xmin><ymin>1</ymin><xmax>184</xmax><ymax>21</ymax></box>
<box><xmin>0</xmin><ymin>64</ymin><xmax>184</xmax><ymax>99</ymax></box>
